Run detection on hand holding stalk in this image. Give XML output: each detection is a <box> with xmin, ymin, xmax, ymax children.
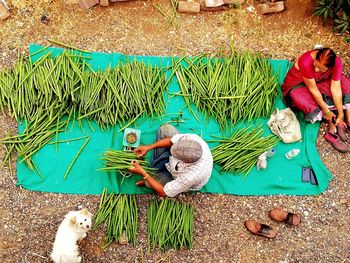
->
<box><xmin>134</xmin><ymin>145</ymin><xmax>150</xmax><ymax>157</ymax></box>
<box><xmin>128</xmin><ymin>160</ymin><xmax>147</xmax><ymax>176</ymax></box>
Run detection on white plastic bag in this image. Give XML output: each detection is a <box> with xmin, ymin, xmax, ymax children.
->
<box><xmin>267</xmin><ymin>108</ymin><xmax>302</xmax><ymax>143</ymax></box>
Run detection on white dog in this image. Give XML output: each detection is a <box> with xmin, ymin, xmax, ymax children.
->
<box><xmin>51</xmin><ymin>208</ymin><xmax>93</xmax><ymax>263</ymax></box>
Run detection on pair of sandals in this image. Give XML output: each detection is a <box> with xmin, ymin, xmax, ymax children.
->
<box><xmin>244</xmin><ymin>208</ymin><xmax>301</xmax><ymax>238</ymax></box>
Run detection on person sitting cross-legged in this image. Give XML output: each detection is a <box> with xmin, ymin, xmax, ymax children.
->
<box><xmin>128</xmin><ymin>124</ymin><xmax>213</xmax><ymax>197</ymax></box>
<box><xmin>282</xmin><ymin>47</ymin><xmax>350</xmax><ymax>152</ymax></box>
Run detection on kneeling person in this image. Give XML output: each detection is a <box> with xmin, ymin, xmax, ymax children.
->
<box><xmin>129</xmin><ymin>124</ymin><xmax>213</xmax><ymax>197</ymax></box>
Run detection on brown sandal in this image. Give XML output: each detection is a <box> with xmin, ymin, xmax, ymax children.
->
<box><xmin>244</xmin><ymin>220</ymin><xmax>277</xmax><ymax>238</ymax></box>
<box><xmin>269</xmin><ymin>208</ymin><xmax>301</xmax><ymax>226</ymax></box>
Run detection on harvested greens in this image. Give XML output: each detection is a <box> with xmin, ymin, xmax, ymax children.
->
<box><xmin>175</xmin><ymin>46</ymin><xmax>279</xmax><ymax>130</ymax></box>
<box><xmin>100</xmin><ymin>149</ymin><xmax>157</xmax><ymax>178</ymax></box>
<box><xmin>93</xmin><ymin>189</ymin><xmax>138</xmax><ymax>248</ymax></box>
<box><xmin>211</xmin><ymin>126</ymin><xmax>280</xmax><ymax>175</ymax></box>
<box><xmin>148</xmin><ymin>198</ymin><xmax>194</xmax><ymax>251</ymax></box>
<box><xmin>0</xmin><ymin>49</ymin><xmax>169</xmax><ymax>172</ymax></box>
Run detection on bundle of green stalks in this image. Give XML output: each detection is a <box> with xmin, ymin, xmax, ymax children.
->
<box><xmin>211</xmin><ymin>126</ymin><xmax>280</xmax><ymax>176</ymax></box>
<box><xmin>0</xmin><ymin>51</ymin><xmax>168</xmax><ymax>126</ymax></box>
<box><xmin>0</xmin><ymin>103</ymin><xmax>69</xmax><ymax>173</ymax></box>
<box><xmin>100</xmin><ymin>149</ymin><xmax>157</xmax><ymax>177</ymax></box>
<box><xmin>175</xmin><ymin>46</ymin><xmax>279</xmax><ymax>130</ymax></box>
<box><xmin>0</xmin><ymin>48</ymin><xmax>168</xmax><ymax>173</ymax></box>
<box><xmin>148</xmin><ymin>198</ymin><xmax>194</xmax><ymax>251</ymax></box>
<box><xmin>93</xmin><ymin>189</ymin><xmax>138</xmax><ymax>248</ymax></box>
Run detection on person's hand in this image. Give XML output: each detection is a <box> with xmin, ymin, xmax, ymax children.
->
<box><xmin>135</xmin><ymin>179</ymin><xmax>145</xmax><ymax>187</ymax></box>
<box><xmin>134</xmin><ymin>145</ymin><xmax>149</xmax><ymax>158</ymax></box>
<box><xmin>335</xmin><ymin>114</ymin><xmax>345</xmax><ymax>126</ymax></box>
<box><xmin>128</xmin><ymin>161</ymin><xmax>146</xmax><ymax>176</ymax></box>
<box><xmin>323</xmin><ymin>110</ymin><xmax>335</xmax><ymax>121</ymax></box>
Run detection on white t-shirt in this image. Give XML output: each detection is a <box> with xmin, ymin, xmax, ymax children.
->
<box><xmin>163</xmin><ymin>134</ymin><xmax>213</xmax><ymax>197</ymax></box>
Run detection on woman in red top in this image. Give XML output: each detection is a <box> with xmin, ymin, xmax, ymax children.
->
<box><xmin>282</xmin><ymin>48</ymin><xmax>350</xmax><ymax>152</ymax></box>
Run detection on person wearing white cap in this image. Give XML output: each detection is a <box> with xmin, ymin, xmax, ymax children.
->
<box><xmin>129</xmin><ymin>124</ymin><xmax>213</xmax><ymax>197</ymax></box>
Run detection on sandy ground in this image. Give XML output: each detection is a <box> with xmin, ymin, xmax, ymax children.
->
<box><xmin>0</xmin><ymin>0</ymin><xmax>350</xmax><ymax>262</ymax></box>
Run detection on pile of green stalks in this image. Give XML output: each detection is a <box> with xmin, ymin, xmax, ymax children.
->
<box><xmin>93</xmin><ymin>189</ymin><xmax>138</xmax><ymax>248</ymax></box>
<box><xmin>175</xmin><ymin>46</ymin><xmax>279</xmax><ymax>130</ymax></box>
<box><xmin>0</xmin><ymin>48</ymin><xmax>168</xmax><ymax>173</ymax></box>
<box><xmin>0</xmin><ymin>103</ymin><xmax>74</xmax><ymax>175</ymax></box>
<box><xmin>148</xmin><ymin>198</ymin><xmax>194</xmax><ymax>251</ymax></box>
<box><xmin>100</xmin><ymin>149</ymin><xmax>157</xmax><ymax>178</ymax></box>
<box><xmin>211</xmin><ymin>126</ymin><xmax>280</xmax><ymax>176</ymax></box>
<box><xmin>0</xmin><ymin>50</ymin><xmax>168</xmax><ymax>126</ymax></box>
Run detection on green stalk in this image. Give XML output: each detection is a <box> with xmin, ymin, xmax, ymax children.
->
<box><xmin>64</xmin><ymin>136</ymin><xmax>90</xmax><ymax>179</ymax></box>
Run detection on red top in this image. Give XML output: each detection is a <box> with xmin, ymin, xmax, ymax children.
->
<box><xmin>282</xmin><ymin>50</ymin><xmax>343</xmax><ymax>97</ymax></box>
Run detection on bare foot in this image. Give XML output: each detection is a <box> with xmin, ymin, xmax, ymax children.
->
<box><xmin>136</xmin><ymin>179</ymin><xmax>145</xmax><ymax>187</ymax></box>
<box><xmin>329</xmin><ymin>122</ymin><xmax>337</xmax><ymax>133</ymax></box>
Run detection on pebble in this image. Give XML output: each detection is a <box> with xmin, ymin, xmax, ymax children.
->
<box><xmin>0</xmin><ymin>3</ymin><xmax>350</xmax><ymax>263</ymax></box>
<box><xmin>339</xmin><ymin>199</ymin><xmax>347</xmax><ymax>204</ymax></box>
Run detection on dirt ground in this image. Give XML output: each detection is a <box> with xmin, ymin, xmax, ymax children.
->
<box><xmin>0</xmin><ymin>0</ymin><xmax>350</xmax><ymax>262</ymax></box>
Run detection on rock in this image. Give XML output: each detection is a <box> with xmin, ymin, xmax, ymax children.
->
<box><xmin>178</xmin><ymin>1</ymin><xmax>201</xmax><ymax>13</ymax></box>
<box><xmin>258</xmin><ymin>1</ymin><xmax>284</xmax><ymax>15</ymax></box>
<box><xmin>40</xmin><ymin>15</ymin><xmax>50</xmax><ymax>25</ymax></box>
<box><xmin>64</xmin><ymin>0</ymin><xmax>78</xmax><ymax>4</ymax></box>
<box><xmin>0</xmin><ymin>1</ymin><xmax>10</xmax><ymax>21</ymax></box>
<box><xmin>205</xmin><ymin>0</ymin><xmax>224</xmax><ymax>7</ymax></box>
<box><xmin>339</xmin><ymin>199</ymin><xmax>347</xmax><ymax>204</ymax></box>
<box><xmin>100</xmin><ymin>0</ymin><xmax>109</xmax><ymax>6</ymax></box>
<box><xmin>118</xmin><ymin>230</ymin><xmax>128</xmax><ymax>245</ymax></box>
<box><xmin>224</xmin><ymin>0</ymin><xmax>244</xmax><ymax>5</ymax></box>
<box><xmin>78</xmin><ymin>0</ymin><xmax>99</xmax><ymax>9</ymax></box>
<box><xmin>200</xmin><ymin>0</ymin><xmax>225</xmax><ymax>11</ymax></box>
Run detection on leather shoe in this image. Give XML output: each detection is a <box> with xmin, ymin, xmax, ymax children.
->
<box><xmin>324</xmin><ymin>132</ymin><xmax>349</xmax><ymax>153</ymax></box>
<box><xmin>244</xmin><ymin>220</ymin><xmax>277</xmax><ymax>238</ymax></box>
<box><xmin>269</xmin><ymin>208</ymin><xmax>301</xmax><ymax>226</ymax></box>
<box><xmin>337</xmin><ymin>123</ymin><xmax>348</xmax><ymax>142</ymax></box>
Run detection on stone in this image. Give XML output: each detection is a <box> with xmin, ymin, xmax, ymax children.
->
<box><xmin>0</xmin><ymin>1</ymin><xmax>10</xmax><ymax>21</ymax></box>
<box><xmin>223</xmin><ymin>0</ymin><xmax>244</xmax><ymax>5</ymax></box>
<box><xmin>64</xmin><ymin>0</ymin><xmax>78</xmax><ymax>4</ymax></box>
<box><xmin>258</xmin><ymin>1</ymin><xmax>284</xmax><ymax>15</ymax></box>
<box><xmin>78</xmin><ymin>0</ymin><xmax>99</xmax><ymax>9</ymax></box>
<box><xmin>200</xmin><ymin>0</ymin><xmax>224</xmax><ymax>11</ymax></box>
<box><xmin>100</xmin><ymin>0</ymin><xmax>109</xmax><ymax>6</ymax></box>
<box><xmin>178</xmin><ymin>1</ymin><xmax>201</xmax><ymax>13</ymax></box>
<box><xmin>339</xmin><ymin>199</ymin><xmax>347</xmax><ymax>204</ymax></box>
<box><xmin>205</xmin><ymin>0</ymin><xmax>224</xmax><ymax>7</ymax></box>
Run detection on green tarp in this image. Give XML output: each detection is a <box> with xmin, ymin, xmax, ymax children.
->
<box><xmin>16</xmin><ymin>44</ymin><xmax>332</xmax><ymax>195</ymax></box>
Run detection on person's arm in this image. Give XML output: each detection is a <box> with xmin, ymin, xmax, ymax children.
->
<box><xmin>142</xmin><ymin>173</ymin><xmax>167</xmax><ymax>197</ymax></box>
<box><xmin>128</xmin><ymin>161</ymin><xmax>167</xmax><ymax>196</ymax></box>
<box><xmin>134</xmin><ymin>137</ymin><xmax>173</xmax><ymax>157</ymax></box>
<box><xmin>330</xmin><ymin>79</ymin><xmax>344</xmax><ymax>124</ymax></box>
<box><xmin>303</xmin><ymin>77</ymin><xmax>335</xmax><ymax>121</ymax></box>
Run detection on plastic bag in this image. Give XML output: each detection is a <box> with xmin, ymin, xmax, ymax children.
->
<box><xmin>267</xmin><ymin>108</ymin><xmax>302</xmax><ymax>143</ymax></box>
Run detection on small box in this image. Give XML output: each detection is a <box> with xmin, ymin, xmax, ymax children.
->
<box><xmin>123</xmin><ymin>128</ymin><xmax>141</xmax><ymax>150</ymax></box>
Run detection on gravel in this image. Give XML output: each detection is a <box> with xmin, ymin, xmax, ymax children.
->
<box><xmin>0</xmin><ymin>0</ymin><xmax>350</xmax><ymax>262</ymax></box>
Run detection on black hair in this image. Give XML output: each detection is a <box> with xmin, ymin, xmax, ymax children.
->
<box><xmin>315</xmin><ymin>48</ymin><xmax>336</xmax><ymax>69</ymax></box>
